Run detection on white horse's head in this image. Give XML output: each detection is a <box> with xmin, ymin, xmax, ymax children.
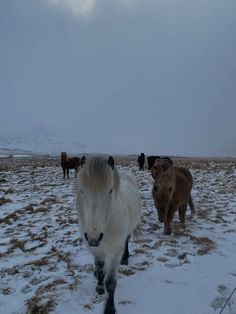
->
<box><xmin>76</xmin><ymin>156</ymin><xmax>120</xmax><ymax>247</ymax></box>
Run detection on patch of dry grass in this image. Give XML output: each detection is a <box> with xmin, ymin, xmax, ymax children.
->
<box><xmin>41</xmin><ymin>196</ymin><xmax>57</xmax><ymax>205</ymax></box>
<box><xmin>190</xmin><ymin>236</ymin><xmax>217</xmax><ymax>255</ymax></box>
<box><xmin>26</xmin><ymin>296</ymin><xmax>56</xmax><ymax>314</ymax></box>
<box><xmin>0</xmin><ymin>210</ymin><xmax>18</xmax><ymax>224</ymax></box>
<box><xmin>0</xmin><ymin>196</ymin><xmax>12</xmax><ymax>206</ymax></box>
<box><xmin>118</xmin><ymin>268</ymin><xmax>135</xmax><ymax>276</ymax></box>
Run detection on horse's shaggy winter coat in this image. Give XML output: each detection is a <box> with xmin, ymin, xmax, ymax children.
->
<box><xmin>152</xmin><ymin>165</ymin><xmax>195</xmax><ymax>234</ymax></box>
<box><xmin>75</xmin><ymin>156</ymin><xmax>141</xmax><ymax>314</ymax></box>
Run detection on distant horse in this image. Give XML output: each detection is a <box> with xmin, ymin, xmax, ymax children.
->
<box><xmin>80</xmin><ymin>155</ymin><xmax>86</xmax><ymax>167</ymax></box>
<box><xmin>60</xmin><ymin>152</ymin><xmax>80</xmax><ymax>179</ymax></box>
<box><xmin>137</xmin><ymin>153</ymin><xmax>145</xmax><ymax>170</ymax></box>
<box><xmin>107</xmin><ymin>155</ymin><xmax>114</xmax><ymax>169</ymax></box>
<box><xmin>147</xmin><ymin>155</ymin><xmax>173</xmax><ymax>170</ymax></box>
<box><xmin>152</xmin><ymin>165</ymin><xmax>195</xmax><ymax>234</ymax></box>
<box><xmin>76</xmin><ymin>156</ymin><xmax>141</xmax><ymax>314</ymax></box>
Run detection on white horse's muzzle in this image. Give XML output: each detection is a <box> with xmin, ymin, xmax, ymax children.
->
<box><xmin>84</xmin><ymin>232</ymin><xmax>104</xmax><ymax>247</ymax></box>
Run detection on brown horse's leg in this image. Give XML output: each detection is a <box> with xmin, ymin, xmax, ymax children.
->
<box><xmin>63</xmin><ymin>167</ymin><xmax>66</xmax><ymax>179</ymax></box>
<box><xmin>179</xmin><ymin>203</ymin><xmax>187</xmax><ymax>228</ymax></box>
<box><xmin>67</xmin><ymin>168</ymin><xmax>69</xmax><ymax>179</ymax></box>
<box><xmin>164</xmin><ymin>206</ymin><xmax>175</xmax><ymax>235</ymax></box>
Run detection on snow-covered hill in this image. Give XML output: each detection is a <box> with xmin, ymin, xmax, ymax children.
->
<box><xmin>0</xmin><ymin>134</ymin><xmax>117</xmax><ymax>156</ymax></box>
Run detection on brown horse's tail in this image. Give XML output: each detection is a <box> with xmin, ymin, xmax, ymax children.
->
<box><xmin>189</xmin><ymin>194</ymin><xmax>195</xmax><ymax>216</ymax></box>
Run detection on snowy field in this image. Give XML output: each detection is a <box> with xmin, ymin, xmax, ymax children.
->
<box><xmin>0</xmin><ymin>156</ymin><xmax>236</xmax><ymax>314</ymax></box>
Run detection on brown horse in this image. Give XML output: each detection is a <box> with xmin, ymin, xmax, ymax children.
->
<box><xmin>151</xmin><ymin>159</ymin><xmax>195</xmax><ymax>214</ymax></box>
<box><xmin>60</xmin><ymin>152</ymin><xmax>80</xmax><ymax>179</ymax></box>
<box><xmin>152</xmin><ymin>166</ymin><xmax>195</xmax><ymax>234</ymax></box>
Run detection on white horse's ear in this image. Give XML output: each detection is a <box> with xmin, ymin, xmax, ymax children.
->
<box><xmin>108</xmin><ymin>156</ymin><xmax>114</xmax><ymax>169</ymax></box>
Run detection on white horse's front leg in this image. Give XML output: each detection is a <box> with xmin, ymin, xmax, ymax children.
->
<box><xmin>104</xmin><ymin>268</ymin><xmax>117</xmax><ymax>314</ymax></box>
<box><xmin>104</xmin><ymin>251</ymin><xmax>122</xmax><ymax>314</ymax></box>
<box><xmin>94</xmin><ymin>257</ymin><xmax>105</xmax><ymax>295</ymax></box>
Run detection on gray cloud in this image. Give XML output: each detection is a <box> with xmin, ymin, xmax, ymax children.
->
<box><xmin>0</xmin><ymin>0</ymin><xmax>236</xmax><ymax>156</ymax></box>
<box><xmin>48</xmin><ymin>0</ymin><xmax>96</xmax><ymax>17</ymax></box>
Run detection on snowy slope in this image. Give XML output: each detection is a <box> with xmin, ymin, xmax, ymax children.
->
<box><xmin>0</xmin><ymin>134</ymin><xmax>92</xmax><ymax>155</ymax></box>
<box><xmin>0</xmin><ymin>134</ymin><xmax>126</xmax><ymax>156</ymax></box>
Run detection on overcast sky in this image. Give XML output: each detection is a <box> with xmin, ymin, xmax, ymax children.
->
<box><xmin>1</xmin><ymin>0</ymin><xmax>236</xmax><ymax>156</ymax></box>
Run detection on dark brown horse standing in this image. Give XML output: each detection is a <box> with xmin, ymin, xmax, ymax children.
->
<box><xmin>152</xmin><ymin>163</ymin><xmax>195</xmax><ymax>235</ymax></box>
<box><xmin>61</xmin><ymin>152</ymin><xmax>80</xmax><ymax>179</ymax></box>
<box><xmin>137</xmin><ymin>153</ymin><xmax>145</xmax><ymax>171</ymax></box>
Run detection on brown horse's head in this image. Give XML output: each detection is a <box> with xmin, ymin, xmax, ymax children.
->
<box><xmin>151</xmin><ymin>159</ymin><xmax>172</xmax><ymax>180</ymax></box>
<box><xmin>152</xmin><ymin>172</ymin><xmax>175</xmax><ymax>222</ymax></box>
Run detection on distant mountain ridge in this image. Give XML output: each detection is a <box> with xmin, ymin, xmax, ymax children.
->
<box><xmin>2</xmin><ymin>133</ymin><xmax>235</xmax><ymax>158</ymax></box>
<box><xmin>0</xmin><ymin>133</ymin><xmax>124</xmax><ymax>156</ymax></box>
<box><xmin>0</xmin><ymin>134</ymin><xmax>94</xmax><ymax>155</ymax></box>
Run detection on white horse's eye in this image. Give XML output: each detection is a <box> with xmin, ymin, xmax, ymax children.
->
<box><xmin>109</xmin><ymin>189</ymin><xmax>113</xmax><ymax>194</ymax></box>
<box><xmin>80</xmin><ymin>190</ymin><xmax>84</xmax><ymax>194</ymax></box>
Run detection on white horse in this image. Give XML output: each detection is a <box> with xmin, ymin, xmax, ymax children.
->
<box><xmin>75</xmin><ymin>156</ymin><xmax>141</xmax><ymax>314</ymax></box>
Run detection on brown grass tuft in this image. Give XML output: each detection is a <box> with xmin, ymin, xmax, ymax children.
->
<box><xmin>0</xmin><ymin>196</ymin><xmax>12</xmax><ymax>206</ymax></box>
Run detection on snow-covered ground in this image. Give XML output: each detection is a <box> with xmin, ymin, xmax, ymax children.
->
<box><xmin>0</xmin><ymin>157</ymin><xmax>236</xmax><ymax>314</ymax></box>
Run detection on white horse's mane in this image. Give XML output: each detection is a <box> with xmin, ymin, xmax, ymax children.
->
<box><xmin>79</xmin><ymin>156</ymin><xmax>120</xmax><ymax>193</ymax></box>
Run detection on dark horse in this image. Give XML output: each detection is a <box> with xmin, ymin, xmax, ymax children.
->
<box><xmin>61</xmin><ymin>152</ymin><xmax>80</xmax><ymax>179</ymax></box>
<box><xmin>80</xmin><ymin>155</ymin><xmax>86</xmax><ymax>167</ymax></box>
<box><xmin>137</xmin><ymin>153</ymin><xmax>145</xmax><ymax>170</ymax></box>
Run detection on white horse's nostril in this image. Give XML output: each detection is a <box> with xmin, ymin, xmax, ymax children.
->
<box><xmin>98</xmin><ymin>233</ymin><xmax>103</xmax><ymax>242</ymax></box>
<box><xmin>84</xmin><ymin>233</ymin><xmax>103</xmax><ymax>246</ymax></box>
